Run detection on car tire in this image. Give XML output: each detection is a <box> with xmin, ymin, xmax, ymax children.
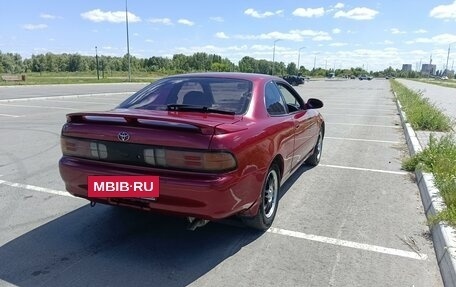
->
<box><xmin>305</xmin><ymin>129</ymin><xmax>324</xmax><ymax>166</ymax></box>
<box><xmin>242</xmin><ymin>163</ymin><xmax>280</xmax><ymax>230</ymax></box>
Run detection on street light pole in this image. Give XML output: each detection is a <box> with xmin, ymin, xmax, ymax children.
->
<box><xmin>297</xmin><ymin>46</ymin><xmax>306</xmax><ymax>74</ymax></box>
<box><xmin>125</xmin><ymin>0</ymin><xmax>131</xmax><ymax>82</ymax></box>
<box><xmin>445</xmin><ymin>42</ymin><xmax>456</xmax><ymax>73</ymax></box>
<box><xmin>95</xmin><ymin>46</ymin><xmax>99</xmax><ymax>80</ymax></box>
<box><xmin>272</xmin><ymin>39</ymin><xmax>281</xmax><ymax>75</ymax></box>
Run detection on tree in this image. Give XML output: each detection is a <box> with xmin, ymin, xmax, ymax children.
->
<box><xmin>1</xmin><ymin>52</ymin><xmax>24</xmax><ymax>73</ymax></box>
<box><xmin>68</xmin><ymin>54</ymin><xmax>83</xmax><ymax>72</ymax></box>
<box><xmin>286</xmin><ymin>62</ymin><xmax>297</xmax><ymax>75</ymax></box>
<box><xmin>257</xmin><ymin>59</ymin><xmax>271</xmax><ymax>75</ymax></box>
<box><xmin>239</xmin><ymin>56</ymin><xmax>257</xmax><ymax>73</ymax></box>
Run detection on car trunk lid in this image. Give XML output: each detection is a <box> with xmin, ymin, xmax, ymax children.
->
<box><xmin>62</xmin><ymin>109</ymin><xmax>244</xmax><ymax>150</ymax></box>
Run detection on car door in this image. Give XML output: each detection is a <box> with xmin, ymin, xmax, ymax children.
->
<box><xmin>264</xmin><ymin>81</ymin><xmax>296</xmax><ymax>175</ymax></box>
<box><xmin>275</xmin><ymin>82</ymin><xmax>319</xmax><ymax>168</ymax></box>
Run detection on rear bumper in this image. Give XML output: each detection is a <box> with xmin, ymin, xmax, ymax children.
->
<box><xmin>59</xmin><ymin>157</ymin><xmax>264</xmax><ymax>220</ymax></box>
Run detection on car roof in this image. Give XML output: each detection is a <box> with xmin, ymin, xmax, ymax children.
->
<box><xmin>165</xmin><ymin>72</ymin><xmax>281</xmax><ymax>82</ymax></box>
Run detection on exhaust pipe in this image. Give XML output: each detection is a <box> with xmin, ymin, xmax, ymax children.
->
<box><xmin>187</xmin><ymin>217</ymin><xmax>209</xmax><ymax>231</ymax></box>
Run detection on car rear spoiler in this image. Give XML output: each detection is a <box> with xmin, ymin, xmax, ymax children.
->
<box><xmin>65</xmin><ymin>111</ymin><xmax>245</xmax><ymax>135</ymax></box>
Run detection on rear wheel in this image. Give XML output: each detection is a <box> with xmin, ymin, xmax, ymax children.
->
<box><xmin>305</xmin><ymin>129</ymin><xmax>323</xmax><ymax>166</ymax></box>
<box><xmin>242</xmin><ymin>164</ymin><xmax>280</xmax><ymax>230</ymax></box>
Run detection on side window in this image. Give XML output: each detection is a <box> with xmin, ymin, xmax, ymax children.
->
<box><xmin>277</xmin><ymin>83</ymin><xmax>304</xmax><ymax>113</ymax></box>
<box><xmin>265</xmin><ymin>82</ymin><xmax>287</xmax><ymax>115</ymax></box>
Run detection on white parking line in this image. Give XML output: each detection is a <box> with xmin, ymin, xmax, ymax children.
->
<box><xmin>324</xmin><ymin>113</ymin><xmax>394</xmax><ymax>118</ymax></box>
<box><xmin>267</xmin><ymin>227</ymin><xmax>427</xmax><ymax>261</ymax></box>
<box><xmin>327</xmin><ymin>122</ymin><xmax>401</xmax><ymax>128</ymax></box>
<box><xmin>0</xmin><ymin>103</ymin><xmax>78</xmax><ymax>110</ymax></box>
<box><xmin>325</xmin><ymin>137</ymin><xmax>400</xmax><ymax>144</ymax></box>
<box><xmin>326</xmin><ymin>103</ymin><xmax>396</xmax><ymax>108</ymax></box>
<box><xmin>0</xmin><ymin>92</ymin><xmax>134</xmax><ymax>103</ymax></box>
<box><xmin>0</xmin><ymin>179</ymin><xmax>78</xmax><ymax>198</ymax></box>
<box><xmin>319</xmin><ymin>164</ymin><xmax>408</xmax><ymax>175</ymax></box>
<box><xmin>43</xmin><ymin>99</ymin><xmax>110</xmax><ymax>105</ymax></box>
<box><xmin>0</xmin><ymin>113</ymin><xmax>22</xmax><ymax>118</ymax></box>
<box><xmin>326</xmin><ymin>107</ymin><xmax>394</xmax><ymax>112</ymax></box>
<box><xmin>0</xmin><ymin>177</ymin><xmax>426</xmax><ymax>260</ymax></box>
<box><xmin>0</xmin><ymin>176</ymin><xmax>427</xmax><ymax>260</ymax></box>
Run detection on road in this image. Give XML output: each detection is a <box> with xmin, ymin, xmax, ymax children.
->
<box><xmin>0</xmin><ymin>82</ymin><xmax>148</xmax><ymax>100</ymax></box>
<box><xmin>396</xmin><ymin>79</ymin><xmax>456</xmax><ymax>119</ymax></box>
<box><xmin>0</xmin><ymin>80</ymin><xmax>443</xmax><ymax>286</ymax></box>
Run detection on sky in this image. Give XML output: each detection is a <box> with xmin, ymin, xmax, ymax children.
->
<box><xmin>1</xmin><ymin>0</ymin><xmax>456</xmax><ymax>72</ymax></box>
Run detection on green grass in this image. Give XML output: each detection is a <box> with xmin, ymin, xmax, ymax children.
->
<box><xmin>393</xmin><ymin>79</ymin><xmax>456</xmax><ymax>226</ymax></box>
<box><xmin>402</xmin><ymin>134</ymin><xmax>456</xmax><ymax>227</ymax></box>
<box><xmin>391</xmin><ymin>80</ymin><xmax>453</xmax><ymax>131</ymax></box>
<box><xmin>0</xmin><ymin>71</ymin><xmax>165</xmax><ymax>86</ymax></box>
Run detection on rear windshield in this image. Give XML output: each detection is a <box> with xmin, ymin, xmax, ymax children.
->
<box><xmin>117</xmin><ymin>77</ymin><xmax>253</xmax><ymax>115</ymax></box>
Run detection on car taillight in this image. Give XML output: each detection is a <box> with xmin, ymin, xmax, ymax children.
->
<box><xmin>61</xmin><ymin>137</ymin><xmax>108</xmax><ymax>159</ymax></box>
<box><xmin>144</xmin><ymin>148</ymin><xmax>236</xmax><ymax>172</ymax></box>
<box><xmin>61</xmin><ymin>136</ymin><xmax>236</xmax><ymax>172</ymax></box>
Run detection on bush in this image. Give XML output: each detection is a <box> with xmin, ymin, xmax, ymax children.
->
<box><xmin>403</xmin><ymin>134</ymin><xmax>456</xmax><ymax>226</ymax></box>
<box><xmin>391</xmin><ymin>80</ymin><xmax>453</xmax><ymax>131</ymax></box>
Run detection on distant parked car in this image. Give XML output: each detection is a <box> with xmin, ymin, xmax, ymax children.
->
<box><xmin>59</xmin><ymin>72</ymin><xmax>325</xmax><ymax>230</ymax></box>
<box><xmin>440</xmin><ymin>76</ymin><xmax>449</xmax><ymax>80</ymax></box>
<box><xmin>359</xmin><ymin>75</ymin><xmax>373</xmax><ymax>80</ymax></box>
<box><xmin>283</xmin><ymin>75</ymin><xmax>304</xmax><ymax>86</ymax></box>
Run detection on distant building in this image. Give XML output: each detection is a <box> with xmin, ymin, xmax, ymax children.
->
<box><xmin>421</xmin><ymin>64</ymin><xmax>436</xmax><ymax>75</ymax></box>
<box><xmin>402</xmin><ymin>64</ymin><xmax>412</xmax><ymax>72</ymax></box>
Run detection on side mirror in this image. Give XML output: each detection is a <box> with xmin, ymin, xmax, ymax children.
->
<box><xmin>304</xmin><ymin>98</ymin><xmax>323</xmax><ymax>109</ymax></box>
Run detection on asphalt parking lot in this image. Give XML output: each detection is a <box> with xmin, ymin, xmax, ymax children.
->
<box><xmin>0</xmin><ymin>80</ymin><xmax>444</xmax><ymax>286</ymax></box>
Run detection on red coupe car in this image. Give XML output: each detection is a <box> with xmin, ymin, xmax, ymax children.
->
<box><xmin>59</xmin><ymin>72</ymin><xmax>324</xmax><ymax>230</ymax></box>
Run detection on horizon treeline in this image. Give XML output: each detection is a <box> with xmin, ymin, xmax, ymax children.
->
<box><xmin>0</xmin><ymin>50</ymin><xmax>422</xmax><ymax>78</ymax></box>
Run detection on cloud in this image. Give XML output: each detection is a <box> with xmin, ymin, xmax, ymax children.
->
<box><xmin>178</xmin><ymin>19</ymin><xmax>194</xmax><ymax>26</ymax></box>
<box><xmin>390</xmin><ymin>28</ymin><xmax>406</xmax><ymax>34</ymax></box>
<box><xmin>430</xmin><ymin>1</ymin><xmax>456</xmax><ymax>19</ymax></box>
<box><xmin>413</xmin><ymin>29</ymin><xmax>427</xmax><ymax>34</ymax></box>
<box><xmin>332</xmin><ymin>28</ymin><xmax>341</xmax><ymax>34</ymax></box>
<box><xmin>23</xmin><ymin>24</ymin><xmax>48</xmax><ymax>30</ymax></box>
<box><xmin>313</xmin><ymin>35</ymin><xmax>332</xmax><ymax>41</ymax></box>
<box><xmin>210</xmin><ymin>16</ymin><xmax>224</xmax><ymax>22</ymax></box>
<box><xmin>405</xmin><ymin>38</ymin><xmax>432</xmax><ymax>44</ymax></box>
<box><xmin>81</xmin><ymin>9</ymin><xmax>141</xmax><ymax>23</ymax></box>
<box><xmin>235</xmin><ymin>31</ymin><xmax>302</xmax><ymax>41</ymax></box>
<box><xmin>292</xmin><ymin>7</ymin><xmax>325</xmax><ymax>18</ymax></box>
<box><xmin>234</xmin><ymin>29</ymin><xmax>331</xmax><ymax>42</ymax></box>
<box><xmin>334</xmin><ymin>3</ymin><xmax>345</xmax><ymax>9</ymax></box>
<box><xmin>40</xmin><ymin>13</ymin><xmax>59</xmax><ymax>20</ymax></box>
<box><xmin>244</xmin><ymin>8</ymin><xmax>283</xmax><ymax>18</ymax></box>
<box><xmin>334</xmin><ymin>7</ymin><xmax>379</xmax><ymax>20</ymax></box>
<box><xmin>405</xmin><ymin>33</ymin><xmax>456</xmax><ymax>44</ymax></box>
<box><xmin>148</xmin><ymin>18</ymin><xmax>172</xmax><ymax>25</ymax></box>
<box><xmin>329</xmin><ymin>42</ymin><xmax>347</xmax><ymax>47</ymax></box>
<box><xmin>215</xmin><ymin>32</ymin><xmax>229</xmax><ymax>39</ymax></box>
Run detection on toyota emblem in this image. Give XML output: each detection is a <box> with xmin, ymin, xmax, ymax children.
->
<box><xmin>118</xmin><ymin>131</ymin><xmax>130</xmax><ymax>142</ymax></box>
